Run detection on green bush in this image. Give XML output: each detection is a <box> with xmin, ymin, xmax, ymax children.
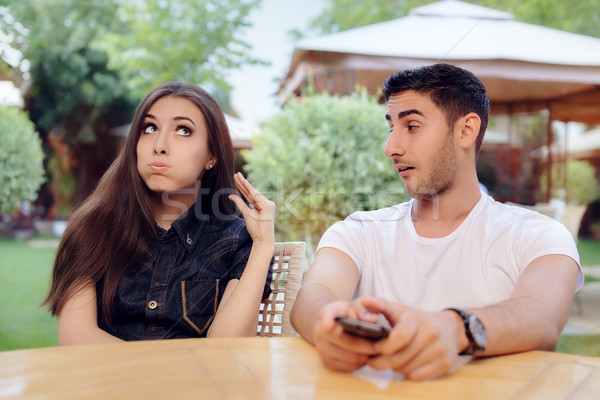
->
<box><xmin>540</xmin><ymin>159</ymin><xmax>600</xmax><ymax>206</ymax></box>
<box><xmin>243</xmin><ymin>92</ymin><xmax>407</xmax><ymax>249</ymax></box>
<box><xmin>0</xmin><ymin>106</ymin><xmax>46</xmax><ymax>214</ymax></box>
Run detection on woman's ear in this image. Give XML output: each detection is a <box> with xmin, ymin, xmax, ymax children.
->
<box><xmin>458</xmin><ymin>112</ymin><xmax>481</xmax><ymax>149</ymax></box>
<box><xmin>205</xmin><ymin>155</ymin><xmax>217</xmax><ymax>170</ymax></box>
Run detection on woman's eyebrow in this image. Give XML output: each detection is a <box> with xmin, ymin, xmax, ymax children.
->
<box><xmin>173</xmin><ymin>116</ymin><xmax>196</xmax><ymax>128</ymax></box>
<box><xmin>143</xmin><ymin>114</ymin><xmax>196</xmax><ymax>128</ymax></box>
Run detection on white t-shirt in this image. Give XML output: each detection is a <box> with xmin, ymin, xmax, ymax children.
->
<box><xmin>317</xmin><ymin>193</ymin><xmax>583</xmax><ymax>312</ymax></box>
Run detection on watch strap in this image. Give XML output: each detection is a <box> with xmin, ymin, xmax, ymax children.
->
<box><xmin>447</xmin><ymin>308</ymin><xmax>485</xmax><ymax>356</ymax></box>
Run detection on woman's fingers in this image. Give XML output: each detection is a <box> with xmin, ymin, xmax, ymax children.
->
<box><xmin>230</xmin><ymin>173</ymin><xmax>275</xmax><ymax>242</ymax></box>
<box><xmin>232</xmin><ymin>172</ymin><xmax>275</xmax><ymax>214</ymax></box>
<box><xmin>228</xmin><ymin>194</ymin><xmax>249</xmax><ymax>217</ymax></box>
<box><xmin>234</xmin><ymin>172</ymin><xmax>256</xmax><ymax>203</ymax></box>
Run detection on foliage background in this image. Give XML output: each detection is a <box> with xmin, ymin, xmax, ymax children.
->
<box><xmin>300</xmin><ymin>0</ymin><xmax>600</xmax><ymax>38</ymax></box>
<box><xmin>244</xmin><ymin>91</ymin><xmax>407</xmax><ymax>253</ymax></box>
<box><xmin>540</xmin><ymin>160</ymin><xmax>600</xmax><ymax>206</ymax></box>
<box><xmin>0</xmin><ymin>106</ymin><xmax>45</xmax><ymax>215</ymax></box>
<box><xmin>0</xmin><ymin>0</ymin><xmax>262</xmax><ymax>210</ymax></box>
<box><xmin>296</xmin><ymin>0</ymin><xmax>600</xmax><ymax>208</ymax></box>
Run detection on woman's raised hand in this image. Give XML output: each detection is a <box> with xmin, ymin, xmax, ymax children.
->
<box><xmin>229</xmin><ymin>172</ymin><xmax>275</xmax><ymax>243</ymax></box>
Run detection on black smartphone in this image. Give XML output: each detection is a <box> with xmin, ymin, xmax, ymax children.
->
<box><xmin>335</xmin><ymin>317</ymin><xmax>390</xmax><ymax>341</ymax></box>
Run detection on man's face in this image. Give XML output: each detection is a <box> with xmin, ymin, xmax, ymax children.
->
<box><xmin>384</xmin><ymin>90</ymin><xmax>458</xmax><ymax>199</ymax></box>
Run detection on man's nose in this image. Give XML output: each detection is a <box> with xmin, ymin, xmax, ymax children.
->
<box><xmin>384</xmin><ymin>129</ymin><xmax>405</xmax><ymax>159</ymax></box>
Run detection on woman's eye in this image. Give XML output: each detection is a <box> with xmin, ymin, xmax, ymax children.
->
<box><xmin>143</xmin><ymin>124</ymin><xmax>157</xmax><ymax>134</ymax></box>
<box><xmin>176</xmin><ymin>127</ymin><xmax>191</xmax><ymax>136</ymax></box>
<box><xmin>408</xmin><ymin>125</ymin><xmax>418</xmax><ymax>131</ymax></box>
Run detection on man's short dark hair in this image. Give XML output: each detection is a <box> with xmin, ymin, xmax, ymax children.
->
<box><xmin>383</xmin><ymin>63</ymin><xmax>490</xmax><ymax>157</ymax></box>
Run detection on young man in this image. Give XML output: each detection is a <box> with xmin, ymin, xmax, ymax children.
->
<box><xmin>290</xmin><ymin>63</ymin><xmax>582</xmax><ymax>381</ymax></box>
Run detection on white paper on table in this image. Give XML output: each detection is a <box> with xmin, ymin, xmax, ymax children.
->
<box><xmin>352</xmin><ymin>366</ymin><xmax>404</xmax><ymax>389</ymax></box>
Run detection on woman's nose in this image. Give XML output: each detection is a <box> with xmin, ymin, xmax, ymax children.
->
<box><xmin>153</xmin><ymin>132</ymin><xmax>168</xmax><ymax>155</ymax></box>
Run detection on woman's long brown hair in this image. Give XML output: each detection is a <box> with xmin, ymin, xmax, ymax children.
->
<box><xmin>43</xmin><ymin>82</ymin><xmax>237</xmax><ymax>325</ymax></box>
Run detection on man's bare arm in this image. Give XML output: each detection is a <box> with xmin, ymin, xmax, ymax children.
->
<box><xmin>290</xmin><ymin>247</ymin><xmax>360</xmax><ymax>343</ymax></box>
<box><xmin>473</xmin><ymin>254</ymin><xmax>579</xmax><ymax>355</ymax></box>
<box><xmin>291</xmin><ymin>247</ymin><xmax>383</xmax><ymax>371</ymax></box>
<box><xmin>365</xmin><ymin>254</ymin><xmax>580</xmax><ymax>380</ymax></box>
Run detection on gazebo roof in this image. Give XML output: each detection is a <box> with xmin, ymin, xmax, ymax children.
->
<box><xmin>280</xmin><ymin>0</ymin><xmax>600</xmax><ymax>123</ymax></box>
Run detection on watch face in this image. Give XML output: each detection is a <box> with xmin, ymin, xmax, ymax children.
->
<box><xmin>468</xmin><ymin>314</ymin><xmax>488</xmax><ymax>348</ymax></box>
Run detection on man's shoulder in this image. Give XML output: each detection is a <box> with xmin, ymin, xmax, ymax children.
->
<box><xmin>485</xmin><ymin>198</ymin><xmax>560</xmax><ymax>224</ymax></box>
<box><xmin>344</xmin><ymin>202</ymin><xmax>410</xmax><ymax>223</ymax></box>
<box><xmin>477</xmin><ymin>196</ymin><xmax>572</xmax><ymax>241</ymax></box>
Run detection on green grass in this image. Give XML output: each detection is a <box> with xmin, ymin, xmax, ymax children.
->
<box><xmin>0</xmin><ymin>237</ymin><xmax>58</xmax><ymax>351</ymax></box>
<box><xmin>557</xmin><ymin>334</ymin><xmax>600</xmax><ymax>357</ymax></box>
<box><xmin>578</xmin><ymin>238</ymin><xmax>600</xmax><ymax>283</ymax></box>
<box><xmin>577</xmin><ymin>238</ymin><xmax>600</xmax><ymax>266</ymax></box>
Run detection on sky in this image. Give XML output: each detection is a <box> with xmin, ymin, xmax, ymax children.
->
<box><xmin>227</xmin><ymin>0</ymin><xmax>326</xmax><ymax>126</ymax></box>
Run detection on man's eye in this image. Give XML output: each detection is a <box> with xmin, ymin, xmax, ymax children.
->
<box><xmin>176</xmin><ymin>127</ymin><xmax>191</xmax><ymax>136</ymax></box>
<box><xmin>143</xmin><ymin>124</ymin><xmax>157</xmax><ymax>134</ymax></box>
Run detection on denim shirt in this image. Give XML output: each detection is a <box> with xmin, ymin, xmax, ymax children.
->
<box><xmin>97</xmin><ymin>206</ymin><xmax>271</xmax><ymax>341</ymax></box>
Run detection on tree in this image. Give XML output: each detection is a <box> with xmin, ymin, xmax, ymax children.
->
<box><xmin>95</xmin><ymin>0</ymin><xmax>263</xmax><ymax>99</ymax></box>
<box><xmin>0</xmin><ymin>1</ymin><xmax>137</xmax><ymax>209</ymax></box>
<box><xmin>243</xmin><ymin>92</ymin><xmax>407</xmax><ymax>255</ymax></box>
<box><xmin>300</xmin><ymin>0</ymin><xmax>428</xmax><ymax>36</ymax></box>
<box><xmin>304</xmin><ymin>0</ymin><xmax>600</xmax><ymax>38</ymax></box>
<box><xmin>475</xmin><ymin>0</ymin><xmax>600</xmax><ymax>38</ymax></box>
<box><xmin>0</xmin><ymin>0</ymin><xmax>262</xmax><ymax>212</ymax></box>
<box><xmin>540</xmin><ymin>160</ymin><xmax>600</xmax><ymax>206</ymax></box>
<box><xmin>0</xmin><ymin>106</ymin><xmax>45</xmax><ymax>215</ymax></box>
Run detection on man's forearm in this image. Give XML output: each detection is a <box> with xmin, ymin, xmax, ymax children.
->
<box><xmin>472</xmin><ymin>296</ymin><xmax>570</xmax><ymax>356</ymax></box>
<box><xmin>473</xmin><ymin>255</ymin><xmax>578</xmax><ymax>356</ymax></box>
<box><xmin>291</xmin><ymin>281</ymin><xmax>340</xmax><ymax>344</ymax></box>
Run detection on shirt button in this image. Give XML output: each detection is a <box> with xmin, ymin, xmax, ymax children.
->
<box><xmin>186</xmin><ymin>237</ymin><xmax>193</xmax><ymax>245</ymax></box>
<box><xmin>148</xmin><ymin>324</ymin><xmax>158</xmax><ymax>333</ymax></box>
<box><xmin>148</xmin><ymin>300</ymin><xmax>158</xmax><ymax>309</ymax></box>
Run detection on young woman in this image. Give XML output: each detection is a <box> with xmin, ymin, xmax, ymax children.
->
<box><xmin>44</xmin><ymin>82</ymin><xmax>275</xmax><ymax>344</ymax></box>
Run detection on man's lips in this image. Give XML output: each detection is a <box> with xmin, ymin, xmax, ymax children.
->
<box><xmin>395</xmin><ymin>164</ymin><xmax>414</xmax><ymax>176</ymax></box>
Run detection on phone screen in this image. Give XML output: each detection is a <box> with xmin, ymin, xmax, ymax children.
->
<box><xmin>335</xmin><ymin>317</ymin><xmax>390</xmax><ymax>341</ymax></box>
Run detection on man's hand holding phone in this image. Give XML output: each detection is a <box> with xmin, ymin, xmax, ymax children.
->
<box><xmin>312</xmin><ymin>299</ymin><xmax>382</xmax><ymax>372</ymax></box>
<box><xmin>335</xmin><ymin>317</ymin><xmax>390</xmax><ymax>341</ymax></box>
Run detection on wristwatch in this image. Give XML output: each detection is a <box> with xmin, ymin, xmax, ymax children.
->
<box><xmin>447</xmin><ymin>308</ymin><xmax>488</xmax><ymax>355</ymax></box>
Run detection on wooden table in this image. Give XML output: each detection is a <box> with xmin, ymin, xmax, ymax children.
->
<box><xmin>0</xmin><ymin>337</ymin><xmax>599</xmax><ymax>399</ymax></box>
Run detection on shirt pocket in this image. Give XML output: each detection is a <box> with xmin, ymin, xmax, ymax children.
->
<box><xmin>180</xmin><ymin>279</ymin><xmax>223</xmax><ymax>336</ymax></box>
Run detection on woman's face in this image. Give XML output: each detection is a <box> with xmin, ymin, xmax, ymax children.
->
<box><xmin>136</xmin><ymin>96</ymin><xmax>216</xmax><ymax>195</ymax></box>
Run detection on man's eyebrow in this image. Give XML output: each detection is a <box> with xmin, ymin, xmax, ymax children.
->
<box><xmin>398</xmin><ymin>109</ymin><xmax>423</xmax><ymax>119</ymax></box>
<box><xmin>385</xmin><ymin>109</ymin><xmax>424</xmax><ymax>121</ymax></box>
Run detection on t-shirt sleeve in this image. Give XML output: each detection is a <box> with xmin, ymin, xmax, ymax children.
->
<box><xmin>518</xmin><ymin>214</ymin><xmax>583</xmax><ymax>290</ymax></box>
<box><xmin>316</xmin><ymin>213</ymin><xmax>367</xmax><ymax>274</ymax></box>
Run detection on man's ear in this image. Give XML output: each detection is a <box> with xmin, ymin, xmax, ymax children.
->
<box><xmin>457</xmin><ymin>112</ymin><xmax>481</xmax><ymax>149</ymax></box>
